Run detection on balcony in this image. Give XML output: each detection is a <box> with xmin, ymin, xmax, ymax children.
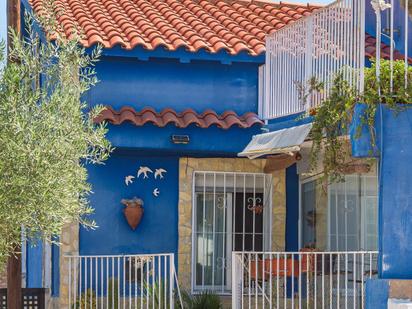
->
<box><xmin>259</xmin><ymin>0</ymin><xmax>412</xmax><ymax>120</ymax></box>
<box><xmin>259</xmin><ymin>0</ymin><xmax>365</xmax><ymax>120</ymax></box>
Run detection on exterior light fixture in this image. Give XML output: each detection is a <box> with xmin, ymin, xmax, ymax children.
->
<box><xmin>171</xmin><ymin>135</ymin><xmax>190</xmax><ymax>144</ymax></box>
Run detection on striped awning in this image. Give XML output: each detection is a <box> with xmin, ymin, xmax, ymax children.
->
<box><xmin>238</xmin><ymin>123</ymin><xmax>312</xmax><ymax>159</ymax></box>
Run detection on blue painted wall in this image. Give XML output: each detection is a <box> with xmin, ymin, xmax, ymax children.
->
<box><xmin>373</xmin><ymin>105</ymin><xmax>412</xmax><ymax>279</ymax></box>
<box><xmin>77</xmin><ymin>30</ymin><xmax>264</xmax><ymax>257</ymax></box>
<box><xmin>88</xmin><ymin>56</ymin><xmax>259</xmax><ymax>115</ymax></box>
<box><xmin>106</xmin><ymin>123</ymin><xmax>262</xmax><ymax>153</ymax></box>
<box><xmin>26</xmin><ymin>242</ymin><xmax>43</xmax><ymax>288</ymax></box>
<box><xmin>80</xmin><ymin>152</ymin><xmax>179</xmax><ymax>256</ymax></box>
<box><xmin>51</xmin><ymin>243</ymin><xmax>60</xmax><ymax>296</ymax></box>
<box><xmin>365</xmin><ymin>0</ymin><xmax>412</xmax><ymax>57</ymax></box>
<box><xmin>365</xmin><ymin>279</ymin><xmax>389</xmax><ymax>309</ymax></box>
<box><xmin>351</xmin><ymin>104</ymin><xmax>412</xmax><ymax>279</ymax></box>
<box><xmin>285</xmin><ymin>164</ymin><xmax>299</xmax><ymax>252</ymax></box>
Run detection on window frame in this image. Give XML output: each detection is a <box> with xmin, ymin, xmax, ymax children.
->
<box><xmin>298</xmin><ymin>173</ymin><xmax>378</xmax><ymax>252</ymax></box>
<box><xmin>298</xmin><ymin>174</ymin><xmax>323</xmax><ymax>250</ymax></box>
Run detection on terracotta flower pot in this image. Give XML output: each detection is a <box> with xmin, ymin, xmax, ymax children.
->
<box><xmin>339</xmin><ymin>163</ymin><xmax>371</xmax><ymax>174</ymax></box>
<box><xmin>121</xmin><ymin>197</ymin><xmax>144</xmax><ymax>230</ymax></box>
<box><xmin>309</xmin><ymin>107</ymin><xmax>318</xmax><ymax>116</ymax></box>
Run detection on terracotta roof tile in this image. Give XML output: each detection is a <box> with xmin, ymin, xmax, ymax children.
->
<box><xmin>95</xmin><ymin>106</ymin><xmax>264</xmax><ymax>129</ymax></box>
<box><xmin>30</xmin><ymin>0</ymin><xmax>319</xmax><ymax>55</ymax></box>
<box><xmin>365</xmin><ymin>33</ymin><xmax>412</xmax><ymax>64</ymax></box>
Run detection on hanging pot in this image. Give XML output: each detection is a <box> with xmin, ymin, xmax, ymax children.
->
<box><xmin>339</xmin><ymin>162</ymin><xmax>371</xmax><ymax>174</ymax></box>
<box><xmin>121</xmin><ymin>197</ymin><xmax>144</xmax><ymax>230</ymax></box>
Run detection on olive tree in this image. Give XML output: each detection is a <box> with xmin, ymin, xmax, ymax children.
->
<box><xmin>0</xmin><ymin>6</ymin><xmax>112</xmax><ymax>265</ymax></box>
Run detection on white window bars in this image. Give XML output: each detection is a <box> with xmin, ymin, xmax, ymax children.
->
<box><xmin>192</xmin><ymin>172</ymin><xmax>273</xmax><ymax>294</ymax></box>
<box><xmin>260</xmin><ymin>0</ymin><xmax>365</xmax><ymax>120</ymax></box>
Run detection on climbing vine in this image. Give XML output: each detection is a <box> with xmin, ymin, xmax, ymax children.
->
<box><xmin>304</xmin><ymin>59</ymin><xmax>412</xmax><ymax>182</ymax></box>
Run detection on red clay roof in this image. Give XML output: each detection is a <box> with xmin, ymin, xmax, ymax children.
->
<box><xmin>365</xmin><ymin>33</ymin><xmax>412</xmax><ymax>64</ymax></box>
<box><xmin>30</xmin><ymin>0</ymin><xmax>319</xmax><ymax>55</ymax></box>
<box><xmin>95</xmin><ymin>106</ymin><xmax>264</xmax><ymax>129</ymax></box>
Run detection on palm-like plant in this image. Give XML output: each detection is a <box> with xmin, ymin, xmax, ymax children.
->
<box><xmin>179</xmin><ymin>290</ymin><xmax>222</xmax><ymax>309</ymax></box>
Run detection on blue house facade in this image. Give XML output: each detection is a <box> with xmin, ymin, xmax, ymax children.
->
<box><xmin>22</xmin><ymin>0</ymin><xmax>412</xmax><ymax>308</ymax></box>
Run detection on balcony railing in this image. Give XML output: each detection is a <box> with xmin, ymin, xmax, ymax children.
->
<box><xmin>232</xmin><ymin>251</ymin><xmax>378</xmax><ymax>309</ymax></box>
<box><xmin>260</xmin><ymin>0</ymin><xmax>365</xmax><ymax>120</ymax></box>
<box><xmin>65</xmin><ymin>253</ymin><xmax>181</xmax><ymax>309</ymax></box>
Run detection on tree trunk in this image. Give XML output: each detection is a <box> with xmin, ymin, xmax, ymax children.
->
<box><xmin>7</xmin><ymin>250</ymin><xmax>22</xmax><ymax>309</ymax></box>
<box><xmin>7</xmin><ymin>0</ymin><xmax>21</xmax><ymax>52</ymax></box>
<box><xmin>7</xmin><ymin>0</ymin><xmax>22</xmax><ymax>308</ymax></box>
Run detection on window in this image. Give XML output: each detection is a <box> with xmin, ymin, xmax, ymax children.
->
<box><xmin>300</xmin><ymin>174</ymin><xmax>378</xmax><ymax>251</ymax></box>
<box><xmin>192</xmin><ymin>172</ymin><xmax>272</xmax><ymax>293</ymax></box>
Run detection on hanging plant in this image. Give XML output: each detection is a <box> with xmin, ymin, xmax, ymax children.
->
<box><xmin>303</xmin><ymin>59</ymin><xmax>412</xmax><ymax>182</ymax></box>
<box><xmin>309</xmin><ymin>73</ymin><xmax>357</xmax><ymax>182</ymax></box>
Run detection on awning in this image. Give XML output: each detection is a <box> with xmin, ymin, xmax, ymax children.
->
<box><xmin>238</xmin><ymin>123</ymin><xmax>313</xmax><ymax>159</ymax></box>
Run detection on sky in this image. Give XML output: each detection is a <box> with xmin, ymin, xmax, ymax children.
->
<box><xmin>1</xmin><ymin>1</ymin><xmax>6</xmax><ymax>44</ymax></box>
<box><xmin>1</xmin><ymin>1</ymin><xmax>5</xmax><ymax>67</ymax></box>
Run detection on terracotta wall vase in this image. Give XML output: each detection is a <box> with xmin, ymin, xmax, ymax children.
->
<box><xmin>121</xmin><ymin>197</ymin><xmax>144</xmax><ymax>230</ymax></box>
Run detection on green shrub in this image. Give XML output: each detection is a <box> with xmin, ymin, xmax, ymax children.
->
<box><xmin>144</xmin><ymin>279</ymin><xmax>172</xmax><ymax>308</ymax></box>
<box><xmin>107</xmin><ymin>277</ymin><xmax>120</xmax><ymax>309</ymax></box>
<box><xmin>179</xmin><ymin>290</ymin><xmax>222</xmax><ymax>309</ymax></box>
<box><xmin>74</xmin><ymin>289</ymin><xmax>96</xmax><ymax>309</ymax></box>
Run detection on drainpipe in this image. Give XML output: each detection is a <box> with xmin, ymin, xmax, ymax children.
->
<box><xmin>6</xmin><ymin>0</ymin><xmax>22</xmax><ymax>308</ymax></box>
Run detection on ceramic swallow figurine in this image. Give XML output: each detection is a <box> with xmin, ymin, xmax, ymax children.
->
<box><xmin>137</xmin><ymin>166</ymin><xmax>153</xmax><ymax>179</ymax></box>
<box><xmin>154</xmin><ymin>168</ymin><xmax>167</xmax><ymax>179</ymax></box>
<box><xmin>125</xmin><ymin>175</ymin><xmax>135</xmax><ymax>186</ymax></box>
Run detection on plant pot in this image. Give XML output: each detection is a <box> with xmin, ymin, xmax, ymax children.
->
<box><xmin>121</xmin><ymin>197</ymin><xmax>144</xmax><ymax>230</ymax></box>
<box><xmin>309</xmin><ymin>107</ymin><xmax>318</xmax><ymax>116</ymax></box>
<box><xmin>339</xmin><ymin>163</ymin><xmax>371</xmax><ymax>174</ymax></box>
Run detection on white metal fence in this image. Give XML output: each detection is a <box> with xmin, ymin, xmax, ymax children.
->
<box><xmin>260</xmin><ymin>0</ymin><xmax>365</xmax><ymax>119</ymax></box>
<box><xmin>232</xmin><ymin>251</ymin><xmax>378</xmax><ymax>309</ymax></box>
<box><xmin>65</xmin><ymin>253</ymin><xmax>179</xmax><ymax>309</ymax></box>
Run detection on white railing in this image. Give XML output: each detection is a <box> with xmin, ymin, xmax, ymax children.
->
<box><xmin>65</xmin><ymin>253</ymin><xmax>180</xmax><ymax>309</ymax></box>
<box><xmin>232</xmin><ymin>251</ymin><xmax>378</xmax><ymax>309</ymax></box>
<box><xmin>261</xmin><ymin>0</ymin><xmax>365</xmax><ymax>119</ymax></box>
<box><xmin>372</xmin><ymin>0</ymin><xmax>411</xmax><ymax>94</ymax></box>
